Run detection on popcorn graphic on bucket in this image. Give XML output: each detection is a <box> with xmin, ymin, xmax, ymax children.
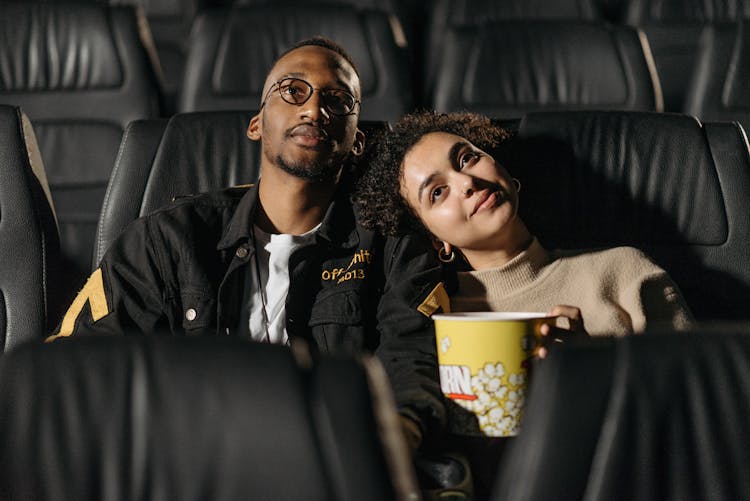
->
<box><xmin>433</xmin><ymin>312</ymin><xmax>556</xmax><ymax>437</ymax></box>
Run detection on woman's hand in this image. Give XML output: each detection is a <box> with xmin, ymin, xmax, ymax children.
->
<box><xmin>537</xmin><ymin>305</ymin><xmax>588</xmax><ymax>359</ymax></box>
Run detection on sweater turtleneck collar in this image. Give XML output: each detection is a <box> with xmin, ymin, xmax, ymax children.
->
<box><xmin>457</xmin><ymin>237</ymin><xmax>551</xmax><ymax>298</ymax></box>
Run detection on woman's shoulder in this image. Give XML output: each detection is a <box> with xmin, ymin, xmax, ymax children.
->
<box><xmin>554</xmin><ymin>245</ymin><xmax>665</xmax><ymax>276</ymax></box>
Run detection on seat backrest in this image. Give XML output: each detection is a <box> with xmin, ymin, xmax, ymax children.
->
<box><xmin>94</xmin><ymin>111</ymin><xmax>387</xmax><ymax>266</ymax></box>
<box><xmin>493</xmin><ymin>330</ymin><xmax>750</xmax><ymax>501</ymax></box>
<box><xmin>624</xmin><ymin>0</ymin><xmax>747</xmax><ymax>111</ymax></box>
<box><xmin>0</xmin><ymin>336</ymin><xmax>416</xmax><ymax>500</ymax></box>
<box><xmin>111</xmin><ymin>0</ymin><xmax>203</xmax><ymax>114</ymax></box>
<box><xmin>432</xmin><ymin>21</ymin><xmax>662</xmax><ymax>117</ymax></box>
<box><xmin>684</xmin><ymin>22</ymin><xmax>750</xmax><ymax>130</ymax></box>
<box><xmin>0</xmin><ymin>106</ymin><xmax>61</xmax><ymax>350</ymax></box>
<box><xmin>496</xmin><ymin>110</ymin><xmax>750</xmax><ymax>320</ymax></box>
<box><xmin>423</xmin><ymin>0</ymin><xmax>603</xmax><ymax>102</ymax></box>
<box><xmin>0</xmin><ymin>2</ymin><xmax>161</xmax><ymax>300</ymax></box>
<box><xmin>178</xmin><ymin>4</ymin><xmax>411</xmax><ymax>121</ymax></box>
<box><xmin>94</xmin><ymin>111</ymin><xmax>256</xmax><ymax>264</ymax></box>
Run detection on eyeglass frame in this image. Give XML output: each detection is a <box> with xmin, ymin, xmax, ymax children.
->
<box><xmin>259</xmin><ymin>77</ymin><xmax>361</xmax><ymax>116</ymax></box>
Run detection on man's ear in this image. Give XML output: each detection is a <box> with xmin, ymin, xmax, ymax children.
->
<box><xmin>350</xmin><ymin>128</ymin><xmax>365</xmax><ymax>157</ymax></box>
<box><xmin>247</xmin><ymin>113</ymin><xmax>261</xmax><ymax>141</ymax></box>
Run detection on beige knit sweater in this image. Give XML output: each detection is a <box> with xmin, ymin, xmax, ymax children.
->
<box><xmin>451</xmin><ymin>238</ymin><xmax>693</xmax><ymax>336</ymax></box>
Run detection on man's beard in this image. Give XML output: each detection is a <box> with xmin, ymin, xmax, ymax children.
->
<box><xmin>275</xmin><ymin>151</ymin><xmax>345</xmax><ymax>182</ymax></box>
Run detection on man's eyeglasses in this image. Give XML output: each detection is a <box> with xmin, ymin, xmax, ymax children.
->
<box><xmin>260</xmin><ymin>77</ymin><xmax>360</xmax><ymax>116</ymax></box>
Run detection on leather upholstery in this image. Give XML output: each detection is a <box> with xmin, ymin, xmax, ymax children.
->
<box><xmin>424</xmin><ymin>0</ymin><xmax>602</xmax><ymax>99</ymax></box>
<box><xmin>178</xmin><ymin>5</ymin><xmax>411</xmax><ymax>121</ymax></box>
<box><xmin>0</xmin><ymin>106</ymin><xmax>60</xmax><ymax>350</ymax></box>
<box><xmin>94</xmin><ymin>111</ymin><xmax>258</xmax><ymax>265</ymax></box>
<box><xmin>0</xmin><ymin>2</ymin><xmax>160</xmax><ymax>301</ymax></box>
<box><xmin>0</xmin><ymin>336</ymin><xmax>415</xmax><ymax>500</ymax></box>
<box><xmin>93</xmin><ymin>111</ymin><xmax>386</xmax><ymax>266</ymax></box>
<box><xmin>112</xmin><ymin>0</ymin><xmax>203</xmax><ymax>114</ymax></box>
<box><xmin>493</xmin><ymin>330</ymin><xmax>750</xmax><ymax>501</ymax></box>
<box><xmin>684</xmin><ymin>22</ymin><xmax>750</xmax><ymax>131</ymax></box>
<box><xmin>497</xmin><ymin>110</ymin><xmax>750</xmax><ymax>320</ymax></box>
<box><xmin>625</xmin><ymin>0</ymin><xmax>747</xmax><ymax>112</ymax></box>
<box><xmin>432</xmin><ymin>21</ymin><xmax>661</xmax><ymax>116</ymax></box>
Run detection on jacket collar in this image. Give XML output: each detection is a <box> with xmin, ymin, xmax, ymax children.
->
<box><xmin>217</xmin><ymin>178</ymin><xmax>360</xmax><ymax>251</ymax></box>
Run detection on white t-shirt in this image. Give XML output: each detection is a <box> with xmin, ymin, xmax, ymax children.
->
<box><xmin>241</xmin><ymin>224</ymin><xmax>319</xmax><ymax>344</ymax></box>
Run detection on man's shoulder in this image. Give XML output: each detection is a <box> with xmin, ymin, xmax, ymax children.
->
<box><xmin>164</xmin><ymin>185</ymin><xmax>252</xmax><ymax>211</ymax></box>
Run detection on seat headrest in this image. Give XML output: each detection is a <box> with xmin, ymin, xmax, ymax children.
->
<box><xmin>140</xmin><ymin>111</ymin><xmax>260</xmax><ymax>214</ymax></box>
<box><xmin>503</xmin><ymin>111</ymin><xmax>726</xmax><ymax>247</ymax></box>
<box><xmin>625</xmin><ymin>0</ymin><xmax>747</xmax><ymax>22</ymax></box>
<box><xmin>0</xmin><ymin>3</ymin><xmax>160</xmax><ymax>126</ymax></box>
<box><xmin>494</xmin><ymin>330</ymin><xmax>750</xmax><ymax>500</ymax></box>
<box><xmin>433</xmin><ymin>21</ymin><xmax>661</xmax><ymax>116</ymax></box>
<box><xmin>0</xmin><ymin>3</ymin><xmax>122</xmax><ymax>92</ymax></box>
<box><xmin>179</xmin><ymin>5</ymin><xmax>410</xmax><ymax>120</ymax></box>
<box><xmin>0</xmin><ymin>336</ymin><xmax>403</xmax><ymax>500</ymax></box>
<box><xmin>433</xmin><ymin>0</ymin><xmax>598</xmax><ymax>24</ymax></box>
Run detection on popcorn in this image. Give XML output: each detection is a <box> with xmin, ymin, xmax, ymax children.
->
<box><xmin>452</xmin><ymin>361</ymin><xmax>528</xmax><ymax>437</ymax></box>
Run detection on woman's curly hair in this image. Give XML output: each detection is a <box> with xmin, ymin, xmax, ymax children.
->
<box><xmin>354</xmin><ymin>111</ymin><xmax>510</xmax><ymax>237</ymax></box>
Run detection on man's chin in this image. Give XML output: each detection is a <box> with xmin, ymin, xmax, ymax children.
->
<box><xmin>276</xmin><ymin>154</ymin><xmax>343</xmax><ymax>183</ymax></box>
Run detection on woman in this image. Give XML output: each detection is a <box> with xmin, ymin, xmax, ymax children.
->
<box><xmin>355</xmin><ymin>111</ymin><xmax>693</xmax><ymax>336</ymax></box>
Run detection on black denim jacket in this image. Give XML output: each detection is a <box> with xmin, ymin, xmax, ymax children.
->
<box><xmin>51</xmin><ymin>183</ymin><xmax>448</xmax><ymax>438</ymax></box>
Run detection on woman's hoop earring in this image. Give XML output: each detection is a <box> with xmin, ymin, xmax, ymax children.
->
<box><xmin>513</xmin><ymin>178</ymin><xmax>522</xmax><ymax>193</ymax></box>
<box><xmin>438</xmin><ymin>247</ymin><xmax>456</xmax><ymax>263</ymax></box>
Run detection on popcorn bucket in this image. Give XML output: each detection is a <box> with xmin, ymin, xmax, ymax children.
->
<box><xmin>433</xmin><ymin>312</ymin><xmax>556</xmax><ymax>437</ymax></box>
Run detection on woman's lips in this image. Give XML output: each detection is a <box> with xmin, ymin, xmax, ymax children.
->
<box><xmin>472</xmin><ymin>190</ymin><xmax>503</xmax><ymax>215</ymax></box>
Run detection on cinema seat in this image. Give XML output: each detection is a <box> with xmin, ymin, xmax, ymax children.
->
<box><xmin>0</xmin><ymin>336</ymin><xmax>417</xmax><ymax>500</ymax></box>
<box><xmin>0</xmin><ymin>2</ymin><xmax>161</xmax><ymax>301</ymax></box>
<box><xmin>178</xmin><ymin>4</ymin><xmax>411</xmax><ymax>121</ymax></box>
<box><xmin>493</xmin><ymin>330</ymin><xmax>750</xmax><ymax>501</ymax></box>
<box><xmin>624</xmin><ymin>0</ymin><xmax>746</xmax><ymax>112</ymax></box>
<box><xmin>684</xmin><ymin>22</ymin><xmax>750</xmax><ymax>131</ymax></box>
<box><xmin>0</xmin><ymin>106</ymin><xmax>61</xmax><ymax>351</ymax></box>
<box><xmin>432</xmin><ymin>21</ymin><xmax>662</xmax><ymax>116</ymax></box>
<box><xmin>93</xmin><ymin>111</ymin><xmax>386</xmax><ymax>266</ymax></box>
<box><xmin>423</xmin><ymin>0</ymin><xmax>603</xmax><ymax>104</ymax></box>
<box><xmin>497</xmin><ymin>110</ymin><xmax>750</xmax><ymax>320</ymax></box>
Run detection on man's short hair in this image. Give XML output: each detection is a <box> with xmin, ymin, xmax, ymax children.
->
<box><xmin>276</xmin><ymin>36</ymin><xmax>360</xmax><ymax>78</ymax></box>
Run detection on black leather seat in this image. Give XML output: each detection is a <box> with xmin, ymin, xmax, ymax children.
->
<box><xmin>496</xmin><ymin>110</ymin><xmax>750</xmax><ymax>320</ymax></box>
<box><xmin>684</xmin><ymin>22</ymin><xmax>750</xmax><ymax>131</ymax></box>
<box><xmin>0</xmin><ymin>336</ymin><xmax>417</xmax><ymax>500</ymax></box>
<box><xmin>423</xmin><ymin>0</ymin><xmax>604</xmax><ymax>104</ymax></box>
<box><xmin>93</xmin><ymin>111</ymin><xmax>387</xmax><ymax>266</ymax></box>
<box><xmin>0</xmin><ymin>105</ymin><xmax>61</xmax><ymax>350</ymax></box>
<box><xmin>0</xmin><ymin>2</ymin><xmax>161</xmax><ymax>301</ymax></box>
<box><xmin>624</xmin><ymin>0</ymin><xmax>747</xmax><ymax>112</ymax></box>
<box><xmin>114</xmin><ymin>0</ymin><xmax>203</xmax><ymax>115</ymax></box>
<box><xmin>493</xmin><ymin>329</ymin><xmax>750</xmax><ymax>501</ymax></box>
<box><xmin>431</xmin><ymin>21</ymin><xmax>663</xmax><ymax>116</ymax></box>
<box><xmin>178</xmin><ymin>4</ymin><xmax>412</xmax><ymax>121</ymax></box>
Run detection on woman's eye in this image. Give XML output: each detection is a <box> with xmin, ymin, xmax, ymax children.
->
<box><xmin>430</xmin><ymin>186</ymin><xmax>445</xmax><ymax>203</ymax></box>
<box><xmin>459</xmin><ymin>152</ymin><xmax>480</xmax><ymax>169</ymax></box>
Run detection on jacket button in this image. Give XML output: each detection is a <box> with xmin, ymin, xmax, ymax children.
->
<box><xmin>235</xmin><ymin>247</ymin><xmax>249</xmax><ymax>259</ymax></box>
<box><xmin>185</xmin><ymin>308</ymin><xmax>197</xmax><ymax>321</ymax></box>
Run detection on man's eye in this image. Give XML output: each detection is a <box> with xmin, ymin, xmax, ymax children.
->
<box><xmin>430</xmin><ymin>186</ymin><xmax>445</xmax><ymax>203</ymax></box>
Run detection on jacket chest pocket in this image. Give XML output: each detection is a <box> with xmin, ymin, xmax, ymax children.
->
<box><xmin>179</xmin><ymin>290</ymin><xmax>216</xmax><ymax>334</ymax></box>
<box><xmin>308</xmin><ymin>288</ymin><xmax>366</xmax><ymax>353</ymax></box>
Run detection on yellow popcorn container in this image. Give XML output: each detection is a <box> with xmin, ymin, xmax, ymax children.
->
<box><xmin>433</xmin><ymin>312</ymin><xmax>555</xmax><ymax>437</ymax></box>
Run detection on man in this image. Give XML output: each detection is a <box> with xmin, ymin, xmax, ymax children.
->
<box><xmin>48</xmin><ymin>37</ymin><xmax>448</xmax><ymax>451</ymax></box>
